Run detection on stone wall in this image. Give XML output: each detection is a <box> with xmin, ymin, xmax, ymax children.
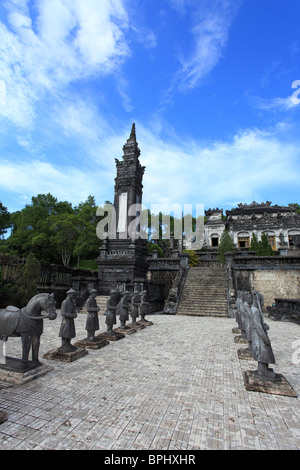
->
<box><xmin>249</xmin><ymin>269</ymin><xmax>300</xmax><ymax>309</ymax></box>
<box><xmin>147</xmin><ymin>255</ymin><xmax>188</xmax><ymax>300</ymax></box>
<box><xmin>227</xmin><ymin>254</ymin><xmax>300</xmax><ymax>312</ymax></box>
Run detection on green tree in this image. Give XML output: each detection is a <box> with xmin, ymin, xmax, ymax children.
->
<box><xmin>250</xmin><ymin>232</ymin><xmax>260</xmax><ymax>253</ymax></box>
<box><xmin>250</xmin><ymin>232</ymin><xmax>274</xmax><ymax>256</ymax></box>
<box><xmin>12</xmin><ymin>253</ymin><xmax>41</xmax><ymax>308</ymax></box>
<box><xmin>6</xmin><ymin>193</ymin><xmax>73</xmax><ymax>263</ymax></box>
<box><xmin>73</xmin><ymin>196</ymin><xmax>100</xmax><ymax>266</ymax></box>
<box><xmin>289</xmin><ymin>203</ymin><xmax>300</xmax><ymax>216</ymax></box>
<box><xmin>217</xmin><ymin>230</ymin><xmax>235</xmax><ymax>265</ymax></box>
<box><xmin>0</xmin><ymin>202</ymin><xmax>11</xmax><ymax>238</ymax></box>
<box><xmin>49</xmin><ymin>213</ymin><xmax>84</xmax><ymax>266</ymax></box>
<box><xmin>257</xmin><ymin>233</ymin><xmax>274</xmax><ymax>256</ymax></box>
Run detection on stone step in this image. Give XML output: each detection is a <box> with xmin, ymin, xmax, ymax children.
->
<box><xmin>176</xmin><ymin>266</ymin><xmax>228</xmax><ymax>317</ymax></box>
<box><xmin>79</xmin><ymin>295</ymin><xmax>109</xmax><ymax>314</ymax></box>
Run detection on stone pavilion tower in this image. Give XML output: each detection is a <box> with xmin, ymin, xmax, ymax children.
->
<box><xmin>96</xmin><ymin>124</ymin><xmax>149</xmax><ymax>294</ymax></box>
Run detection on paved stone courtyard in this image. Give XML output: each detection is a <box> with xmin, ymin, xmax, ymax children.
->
<box><xmin>0</xmin><ymin>311</ymin><xmax>300</xmax><ymax>450</ymax></box>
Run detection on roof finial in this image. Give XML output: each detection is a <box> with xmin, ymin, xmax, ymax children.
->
<box><xmin>130</xmin><ymin>122</ymin><xmax>136</xmax><ymax>140</ymax></box>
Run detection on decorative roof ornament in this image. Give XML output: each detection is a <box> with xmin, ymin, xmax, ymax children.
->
<box><xmin>122</xmin><ymin>122</ymin><xmax>141</xmax><ymax>159</ymax></box>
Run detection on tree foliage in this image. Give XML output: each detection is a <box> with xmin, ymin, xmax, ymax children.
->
<box><xmin>3</xmin><ymin>193</ymin><xmax>101</xmax><ymax>266</ymax></box>
<box><xmin>251</xmin><ymin>232</ymin><xmax>274</xmax><ymax>256</ymax></box>
<box><xmin>0</xmin><ymin>202</ymin><xmax>11</xmax><ymax>238</ymax></box>
<box><xmin>217</xmin><ymin>230</ymin><xmax>235</xmax><ymax>265</ymax></box>
<box><xmin>12</xmin><ymin>253</ymin><xmax>41</xmax><ymax>308</ymax></box>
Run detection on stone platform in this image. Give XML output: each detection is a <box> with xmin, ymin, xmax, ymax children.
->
<box><xmin>1</xmin><ymin>313</ymin><xmax>300</xmax><ymax>450</ymax></box>
<box><xmin>74</xmin><ymin>337</ymin><xmax>109</xmax><ymax>350</ymax></box>
<box><xmin>243</xmin><ymin>370</ymin><xmax>297</xmax><ymax>397</ymax></box>
<box><xmin>0</xmin><ymin>357</ymin><xmax>54</xmax><ymax>385</ymax></box>
<box><xmin>43</xmin><ymin>347</ymin><xmax>88</xmax><ymax>363</ymax></box>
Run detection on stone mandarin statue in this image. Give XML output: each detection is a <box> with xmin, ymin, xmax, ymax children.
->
<box><xmin>130</xmin><ymin>287</ymin><xmax>140</xmax><ymax>326</ymax></box>
<box><xmin>139</xmin><ymin>290</ymin><xmax>149</xmax><ymax>322</ymax></box>
<box><xmin>118</xmin><ymin>291</ymin><xmax>130</xmax><ymax>329</ymax></box>
<box><xmin>58</xmin><ymin>288</ymin><xmax>78</xmax><ymax>353</ymax></box>
<box><xmin>250</xmin><ymin>290</ymin><xmax>276</xmax><ymax>381</ymax></box>
<box><xmin>85</xmin><ymin>289</ymin><xmax>100</xmax><ymax>341</ymax></box>
<box><xmin>105</xmin><ymin>290</ymin><xmax>118</xmax><ymax>335</ymax></box>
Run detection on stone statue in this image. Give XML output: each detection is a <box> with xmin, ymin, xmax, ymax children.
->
<box><xmin>130</xmin><ymin>287</ymin><xmax>140</xmax><ymax>325</ymax></box>
<box><xmin>85</xmin><ymin>289</ymin><xmax>100</xmax><ymax>341</ymax></box>
<box><xmin>118</xmin><ymin>291</ymin><xmax>130</xmax><ymax>329</ymax></box>
<box><xmin>234</xmin><ymin>291</ymin><xmax>247</xmax><ymax>342</ymax></box>
<box><xmin>58</xmin><ymin>288</ymin><xmax>78</xmax><ymax>353</ymax></box>
<box><xmin>250</xmin><ymin>290</ymin><xmax>276</xmax><ymax>380</ymax></box>
<box><xmin>235</xmin><ymin>291</ymin><xmax>244</xmax><ymax>331</ymax></box>
<box><xmin>241</xmin><ymin>291</ymin><xmax>254</xmax><ymax>355</ymax></box>
<box><xmin>105</xmin><ymin>290</ymin><xmax>118</xmax><ymax>335</ymax></box>
<box><xmin>242</xmin><ymin>292</ymin><xmax>253</xmax><ymax>340</ymax></box>
<box><xmin>139</xmin><ymin>290</ymin><xmax>149</xmax><ymax>322</ymax></box>
<box><xmin>0</xmin><ymin>293</ymin><xmax>57</xmax><ymax>365</ymax></box>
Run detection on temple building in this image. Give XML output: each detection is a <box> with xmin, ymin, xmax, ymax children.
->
<box><xmin>204</xmin><ymin>202</ymin><xmax>300</xmax><ymax>253</ymax></box>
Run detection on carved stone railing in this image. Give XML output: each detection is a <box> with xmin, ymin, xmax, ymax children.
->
<box><xmin>163</xmin><ymin>265</ymin><xmax>189</xmax><ymax>314</ymax></box>
<box><xmin>232</xmin><ymin>255</ymin><xmax>300</xmax><ymax>270</ymax></box>
<box><xmin>267</xmin><ymin>298</ymin><xmax>300</xmax><ymax>324</ymax></box>
<box><xmin>0</xmin><ymin>254</ymin><xmax>99</xmax><ymax>307</ymax></box>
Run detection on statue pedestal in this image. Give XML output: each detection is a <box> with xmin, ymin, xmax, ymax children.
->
<box><xmin>74</xmin><ymin>337</ymin><xmax>109</xmax><ymax>350</ymax></box>
<box><xmin>243</xmin><ymin>370</ymin><xmax>297</xmax><ymax>397</ymax></box>
<box><xmin>96</xmin><ymin>331</ymin><xmax>125</xmax><ymax>342</ymax></box>
<box><xmin>0</xmin><ymin>410</ymin><xmax>8</xmax><ymax>424</ymax></box>
<box><xmin>237</xmin><ymin>348</ymin><xmax>254</xmax><ymax>361</ymax></box>
<box><xmin>43</xmin><ymin>347</ymin><xmax>88</xmax><ymax>363</ymax></box>
<box><xmin>232</xmin><ymin>327</ymin><xmax>241</xmax><ymax>334</ymax></box>
<box><xmin>234</xmin><ymin>335</ymin><xmax>248</xmax><ymax>344</ymax></box>
<box><xmin>0</xmin><ymin>357</ymin><xmax>54</xmax><ymax>385</ymax></box>
<box><xmin>129</xmin><ymin>322</ymin><xmax>146</xmax><ymax>331</ymax></box>
<box><xmin>138</xmin><ymin>320</ymin><xmax>153</xmax><ymax>327</ymax></box>
<box><xmin>114</xmin><ymin>326</ymin><xmax>137</xmax><ymax>335</ymax></box>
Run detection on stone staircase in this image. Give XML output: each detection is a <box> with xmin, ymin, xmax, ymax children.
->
<box><xmin>176</xmin><ymin>266</ymin><xmax>228</xmax><ymax>317</ymax></box>
<box><xmin>79</xmin><ymin>296</ymin><xmax>109</xmax><ymax>314</ymax></box>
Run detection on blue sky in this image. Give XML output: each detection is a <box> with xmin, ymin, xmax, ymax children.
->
<box><xmin>0</xmin><ymin>0</ymin><xmax>300</xmax><ymax>215</ymax></box>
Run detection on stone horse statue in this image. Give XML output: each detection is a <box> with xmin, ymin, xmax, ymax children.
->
<box><xmin>0</xmin><ymin>293</ymin><xmax>57</xmax><ymax>365</ymax></box>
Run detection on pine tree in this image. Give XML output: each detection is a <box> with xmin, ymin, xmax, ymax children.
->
<box><xmin>217</xmin><ymin>230</ymin><xmax>235</xmax><ymax>265</ymax></box>
<box><xmin>250</xmin><ymin>232</ymin><xmax>259</xmax><ymax>253</ymax></box>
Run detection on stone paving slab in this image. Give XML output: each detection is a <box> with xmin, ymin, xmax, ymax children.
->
<box><xmin>0</xmin><ymin>311</ymin><xmax>300</xmax><ymax>450</ymax></box>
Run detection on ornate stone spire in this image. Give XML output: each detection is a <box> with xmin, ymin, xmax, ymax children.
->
<box><xmin>122</xmin><ymin>122</ymin><xmax>140</xmax><ymax>159</ymax></box>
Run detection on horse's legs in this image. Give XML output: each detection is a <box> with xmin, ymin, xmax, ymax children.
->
<box><xmin>21</xmin><ymin>334</ymin><xmax>31</xmax><ymax>363</ymax></box>
<box><xmin>31</xmin><ymin>336</ymin><xmax>41</xmax><ymax>365</ymax></box>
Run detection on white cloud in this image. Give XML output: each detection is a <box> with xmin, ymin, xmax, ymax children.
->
<box><xmin>170</xmin><ymin>0</ymin><xmax>240</xmax><ymax>91</ymax></box>
<box><xmin>251</xmin><ymin>95</ymin><xmax>299</xmax><ymax>112</ymax></box>
<box><xmin>0</xmin><ymin>158</ymin><xmax>114</xmax><ymax>207</ymax></box>
<box><xmin>0</xmin><ymin>0</ymin><xmax>130</xmax><ymax>128</ymax></box>
<box><xmin>1</xmin><ymin>122</ymin><xmax>299</xmax><ymax>213</ymax></box>
<box><xmin>138</xmin><ymin>124</ymin><xmax>300</xmax><ymax>210</ymax></box>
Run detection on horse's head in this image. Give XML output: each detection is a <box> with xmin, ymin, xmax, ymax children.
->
<box><xmin>44</xmin><ymin>293</ymin><xmax>57</xmax><ymax>320</ymax></box>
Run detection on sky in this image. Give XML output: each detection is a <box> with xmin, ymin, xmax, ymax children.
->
<box><xmin>0</xmin><ymin>0</ymin><xmax>300</xmax><ymax>216</ymax></box>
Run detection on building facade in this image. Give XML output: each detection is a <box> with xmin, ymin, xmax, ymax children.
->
<box><xmin>204</xmin><ymin>202</ymin><xmax>300</xmax><ymax>253</ymax></box>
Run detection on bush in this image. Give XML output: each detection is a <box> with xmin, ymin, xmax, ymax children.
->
<box><xmin>147</xmin><ymin>242</ymin><xmax>165</xmax><ymax>258</ymax></box>
<box><xmin>183</xmin><ymin>250</ymin><xmax>199</xmax><ymax>267</ymax></box>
